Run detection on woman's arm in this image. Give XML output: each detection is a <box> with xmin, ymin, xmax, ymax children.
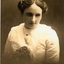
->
<box><xmin>45</xmin><ymin>29</ymin><xmax>60</xmax><ymax>64</ymax></box>
<box><xmin>2</xmin><ymin>31</ymin><xmax>14</xmax><ymax>64</ymax></box>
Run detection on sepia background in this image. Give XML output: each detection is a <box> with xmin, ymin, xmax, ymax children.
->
<box><xmin>1</xmin><ymin>0</ymin><xmax>64</xmax><ymax>64</ymax></box>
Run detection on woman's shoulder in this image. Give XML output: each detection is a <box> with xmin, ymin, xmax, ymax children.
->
<box><xmin>11</xmin><ymin>23</ymin><xmax>24</xmax><ymax>31</ymax></box>
<box><xmin>38</xmin><ymin>24</ymin><xmax>58</xmax><ymax>37</ymax></box>
<box><xmin>38</xmin><ymin>24</ymin><xmax>52</xmax><ymax>33</ymax></box>
<box><xmin>39</xmin><ymin>24</ymin><xmax>51</xmax><ymax>30</ymax></box>
<box><xmin>9</xmin><ymin>23</ymin><xmax>24</xmax><ymax>33</ymax></box>
<box><xmin>8</xmin><ymin>23</ymin><xmax>24</xmax><ymax>40</ymax></box>
<box><xmin>38</xmin><ymin>24</ymin><xmax>59</xmax><ymax>45</ymax></box>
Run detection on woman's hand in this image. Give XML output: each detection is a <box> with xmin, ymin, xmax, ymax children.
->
<box><xmin>11</xmin><ymin>46</ymin><xmax>34</xmax><ymax>64</ymax></box>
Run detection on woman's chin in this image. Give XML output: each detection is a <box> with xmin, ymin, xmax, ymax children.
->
<box><xmin>25</xmin><ymin>24</ymin><xmax>38</xmax><ymax>29</ymax></box>
<box><xmin>26</xmin><ymin>26</ymin><xmax>37</xmax><ymax>29</ymax></box>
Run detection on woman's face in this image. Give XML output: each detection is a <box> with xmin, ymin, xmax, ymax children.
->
<box><xmin>23</xmin><ymin>3</ymin><xmax>42</xmax><ymax>29</ymax></box>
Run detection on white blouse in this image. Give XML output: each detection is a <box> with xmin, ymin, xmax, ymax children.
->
<box><xmin>3</xmin><ymin>23</ymin><xmax>60</xmax><ymax>64</ymax></box>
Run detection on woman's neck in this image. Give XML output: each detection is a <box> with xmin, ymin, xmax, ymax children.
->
<box><xmin>24</xmin><ymin>23</ymin><xmax>39</xmax><ymax>30</ymax></box>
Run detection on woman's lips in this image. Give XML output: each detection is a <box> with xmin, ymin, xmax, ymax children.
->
<box><xmin>29</xmin><ymin>23</ymin><xmax>36</xmax><ymax>25</ymax></box>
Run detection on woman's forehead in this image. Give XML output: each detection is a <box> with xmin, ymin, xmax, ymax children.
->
<box><xmin>24</xmin><ymin>3</ymin><xmax>42</xmax><ymax>14</ymax></box>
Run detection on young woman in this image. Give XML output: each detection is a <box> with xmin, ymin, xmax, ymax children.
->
<box><xmin>2</xmin><ymin>0</ymin><xmax>60</xmax><ymax>64</ymax></box>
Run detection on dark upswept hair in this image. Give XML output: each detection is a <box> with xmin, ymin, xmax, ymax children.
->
<box><xmin>18</xmin><ymin>0</ymin><xmax>48</xmax><ymax>14</ymax></box>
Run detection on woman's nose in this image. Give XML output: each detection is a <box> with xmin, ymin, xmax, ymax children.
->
<box><xmin>31</xmin><ymin>16</ymin><xmax>36</xmax><ymax>23</ymax></box>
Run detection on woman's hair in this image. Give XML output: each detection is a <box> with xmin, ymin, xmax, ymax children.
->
<box><xmin>18</xmin><ymin>0</ymin><xmax>48</xmax><ymax>14</ymax></box>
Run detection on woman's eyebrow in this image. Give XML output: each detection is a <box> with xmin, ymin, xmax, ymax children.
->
<box><xmin>26</xmin><ymin>12</ymin><xmax>40</xmax><ymax>16</ymax></box>
<box><xmin>36</xmin><ymin>14</ymin><xmax>40</xmax><ymax>16</ymax></box>
<box><xmin>26</xmin><ymin>12</ymin><xmax>33</xmax><ymax>16</ymax></box>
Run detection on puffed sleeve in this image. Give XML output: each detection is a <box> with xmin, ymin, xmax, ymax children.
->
<box><xmin>45</xmin><ymin>29</ymin><xmax>60</xmax><ymax>64</ymax></box>
<box><xmin>2</xmin><ymin>28</ymin><xmax>15</xmax><ymax>64</ymax></box>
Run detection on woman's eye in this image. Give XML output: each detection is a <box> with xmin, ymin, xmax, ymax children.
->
<box><xmin>26</xmin><ymin>13</ymin><xmax>33</xmax><ymax>16</ymax></box>
<box><xmin>36</xmin><ymin>14</ymin><xmax>40</xmax><ymax>17</ymax></box>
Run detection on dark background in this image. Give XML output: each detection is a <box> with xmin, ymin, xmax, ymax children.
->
<box><xmin>1</xmin><ymin>0</ymin><xmax>64</xmax><ymax>64</ymax></box>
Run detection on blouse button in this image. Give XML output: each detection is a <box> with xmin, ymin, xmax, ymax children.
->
<box><xmin>26</xmin><ymin>34</ymin><xmax>28</xmax><ymax>36</ymax></box>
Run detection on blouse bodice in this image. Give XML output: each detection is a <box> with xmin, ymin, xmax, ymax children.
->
<box><xmin>3</xmin><ymin>23</ymin><xmax>60</xmax><ymax>64</ymax></box>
